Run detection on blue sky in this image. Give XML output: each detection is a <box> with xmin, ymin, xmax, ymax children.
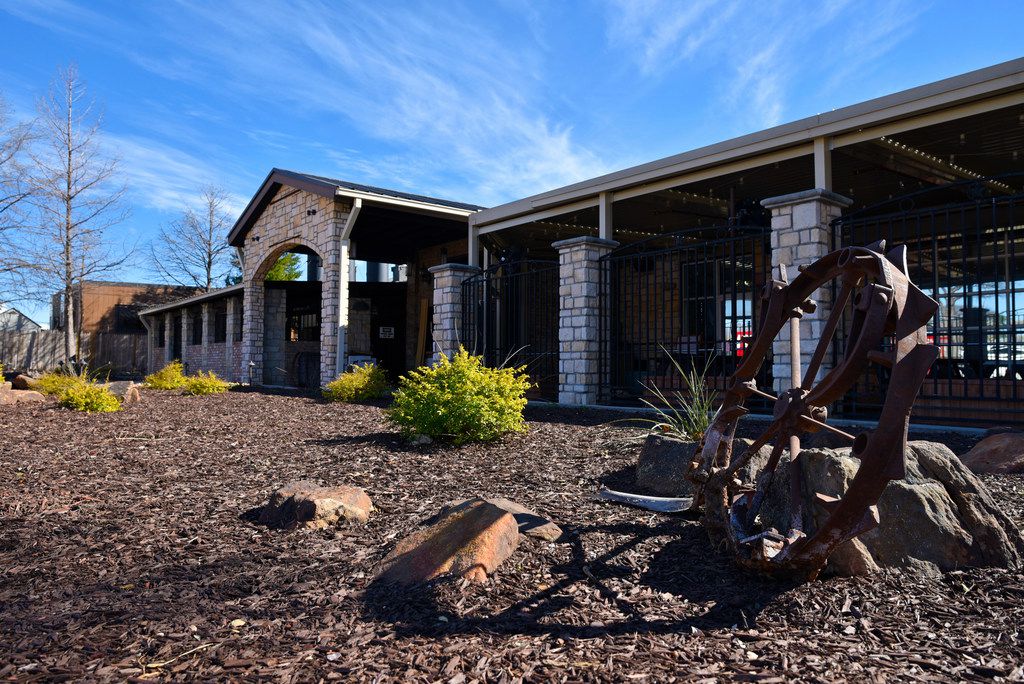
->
<box><xmin>1</xmin><ymin>0</ymin><xmax>1023</xmax><ymax>321</ymax></box>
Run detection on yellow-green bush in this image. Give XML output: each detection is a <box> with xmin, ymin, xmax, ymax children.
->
<box><xmin>387</xmin><ymin>348</ymin><xmax>531</xmax><ymax>445</ymax></box>
<box><xmin>145</xmin><ymin>361</ymin><xmax>187</xmax><ymax>389</ymax></box>
<box><xmin>183</xmin><ymin>371</ymin><xmax>231</xmax><ymax>395</ymax></box>
<box><xmin>323</xmin><ymin>363</ymin><xmax>389</xmax><ymax>403</ymax></box>
<box><xmin>34</xmin><ymin>371</ymin><xmax>83</xmax><ymax>397</ymax></box>
<box><xmin>57</xmin><ymin>382</ymin><xmax>121</xmax><ymax>413</ymax></box>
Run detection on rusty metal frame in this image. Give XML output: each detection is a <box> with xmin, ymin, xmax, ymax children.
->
<box><xmin>687</xmin><ymin>241</ymin><xmax>939</xmax><ymax>579</ymax></box>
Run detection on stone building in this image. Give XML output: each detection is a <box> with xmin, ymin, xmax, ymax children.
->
<box><xmin>141</xmin><ymin>169</ymin><xmax>481</xmax><ymax>386</ymax></box>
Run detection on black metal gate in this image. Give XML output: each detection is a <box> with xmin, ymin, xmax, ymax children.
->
<box><xmin>461</xmin><ymin>260</ymin><xmax>559</xmax><ymax>400</ymax></box>
<box><xmin>599</xmin><ymin>225</ymin><xmax>773</xmax><ymax>406</ymax></box>
<box><xmin>832</xmin><ymin>175</ymin><xmax>1024</xmax><ymax>425</ymax></box>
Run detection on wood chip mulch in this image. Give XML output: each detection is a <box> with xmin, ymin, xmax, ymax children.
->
<box><xmin>1</xmin><ymin>391</ymin><xmax>1022</xmax><ymax>682</ymax></box>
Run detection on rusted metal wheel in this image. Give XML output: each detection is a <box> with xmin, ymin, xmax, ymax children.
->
<box><xmin>687</xmin><ymin>241</ymin><xmax>940</xmax><ymax>579</ymax></box>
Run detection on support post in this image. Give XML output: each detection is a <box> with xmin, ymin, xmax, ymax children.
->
<box><xmin>468</xmin><ymin>225</ymin><xmax>480</xmax><ymax>267</ymax></box>
<box><xmin>553</xmin><ymin>236</ymin><xmax>618</xmax><ymax>405</ymax></box>
<box><xmin>813</xmin><ymin>137</ymin><xmax>833</xmax><ymax>191</ymax></box>
<box><xmin>429</xmin><ymin>263</ymin><xmax>480</xmax><ymax>361</ymax></box>
<box><xmin>181</xmin><ymin>309</ymin><xmax>192</xmax><ymax>373</ymax></box>
<box><xmin>201</xmin><ymin>303</ymin><xmax>210</xmax><ymax>371</ymax></box>
<box><xmin>599</xmin><ymin>192</ymin><xmax>614</xmax><ymax>241</ymax></box>
<box><xmin>762</xmin><ymin>188</ymin><xmax>852</xmax><ymax>395</ymax></box>
<box><xmin>164</xmin><ymin>312</ymin><xmax>174</xmax><ymax>365</ymax></box>
<box><xmin>225</xmin><ymin>297</ymin><xmax>236</xmax><ymax>382</ymax></box>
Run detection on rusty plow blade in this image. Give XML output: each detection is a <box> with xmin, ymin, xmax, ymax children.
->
<box><xmin>686</xmin><ymin>242</ymin><xmax>939</xmax><ymax>580</ymax></box>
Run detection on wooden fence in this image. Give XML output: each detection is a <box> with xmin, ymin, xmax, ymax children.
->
<box><xmin>0</xmin><ymin>330</ymin><xmax>149</xmax><ymax>376</ymax></box>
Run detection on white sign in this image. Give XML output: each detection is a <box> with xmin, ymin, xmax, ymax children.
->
<box><xmin>379</xmin><ymin>326</ymin><xmax>395</xmax><ymax>339</ymax></box>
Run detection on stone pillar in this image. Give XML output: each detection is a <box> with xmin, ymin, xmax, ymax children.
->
<box><xmin>225</xmin><ymin>297</ymin><xmax>236</xmax><ymax>382</ymax></box>
<box><xmin>164</xmin><ymin>312</ymin><xmax>174</xmax><ymax>365</ymax></box>
<box><xmin>317</xmin><ymin>240</ymin><xmax>348</xmax><ymax>386</ymax></box>
<box><xmin>144</xmin><ymin>316</ymin><xmax>156</xmax><ymax>375</ymax></box>
<box><xmin>552</xmin><ymin>236</ymin><xmax>618</xmax><ymax>405</ymax></box>
<box><xmin>181</xmin><ymin>308</ymin><xmax>192</xmax><ymax>373</ymax></box>
<box><xmin>242</xmin><ymin>282</ymin><xmax>264</xmax><ymax>385</ymax></box>
<box><xmin>201</xmin><ymin>303</ymin><xmax>210</xmax><ymax>372</ymax></box>
<box><xmin>429</xmin><ymin>263</ymin><xmax>480</xmax><ymax>361</ymax></box>
<box><xmin>761</xmin><ymin>188</ymin><xmax>852</xmax><ymax>395</ymax></box>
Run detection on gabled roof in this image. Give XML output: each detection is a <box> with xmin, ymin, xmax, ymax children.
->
<box><xmin>228</xmin><ymin>168</ymin><xmax>485</xmax><ymax>246</ymax></box>
<box><xmin>139</xmin><ymin>284</ymin><xmax>244</xmax><ymax>317</ymax></box>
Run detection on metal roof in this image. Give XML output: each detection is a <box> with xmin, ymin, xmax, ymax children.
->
<box><xmin>139</xmin><ymin>284</ymin><xmax>244</xmax><ymax>317</ymax></box>
<box><xmin>227</xmin><ymin>168</ymin><xmax>484</xmax><ymax>246</ymax></box>
<box><xmin>472</xmin><ymin>57</ymin><xmax>1024</xmax><ymax>229</ymax></box>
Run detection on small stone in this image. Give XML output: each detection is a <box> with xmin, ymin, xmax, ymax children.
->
<box><xmin>106</xmin><ymin>381</ymin><xmax>142</xmax><ymax>406</ymax></box>
<box><xmin>229</xmin><ymin>619</ymin><xmax>246</xmax><ymax>628</ymax></box>
<box><xmin>259</xmin><ymin>481</ymin><xmax>373</xmax><ymax>528</ymax></box>
<box><xmin>11</xmin><ymin>374</ymin><xmax>36</xmax><ymax>391</ymax></box>
<box><xmin>410</xmin><ymin>434</ymin><xmax>433</xmax><ymax>446</ymax></box>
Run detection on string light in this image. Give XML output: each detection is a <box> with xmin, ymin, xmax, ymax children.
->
<box><xmin>877</xmin><ymin>136</ymin><xmax>1013</xmax><ymax>192</ymax></box>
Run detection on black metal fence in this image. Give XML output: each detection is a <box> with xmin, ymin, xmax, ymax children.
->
<box><xmin>461</xmin><ymin>259</ymin><xmax>560</xmax><ymax>400</ymax></box>
<box><xmin>832</xmin><ymin>175</ymin><xmax>1024</xmax><ymax>425</ymax></box>
<box><xmin>598</xmin><ymin>225</ymin><xmax>773</xmax><ymax>406</ymax></box>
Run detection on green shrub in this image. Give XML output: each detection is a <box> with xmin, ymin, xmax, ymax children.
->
<box><xmin>323</xmin><ymin>363</ymin><xmax>389</xmax><ymax>403</ymax></box>
<box><xmin>34</xmin><ymin>371</ymin><xmax>84</xmax><ymax>397</ymax></box>
<box><xmin>182</xmin><ymin>371</ymin><xmax>231</xmax><ymax>395</ymax></box>
<box><xmin>387</xmin><ymin>348</ymin><xmax>531</xmax><ymax>444</ymax></box>
<box><xmin>145</xmin><ymin>361</ymin><xmax>187</xmax><ymax>390</ymax></box>
<box><xmin>58</xmin><ymin>382</ymin><xmax>121</xmax><ymax>413</ymax></box>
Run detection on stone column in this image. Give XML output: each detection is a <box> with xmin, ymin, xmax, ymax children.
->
<box><xmin>552</xmin><ymin>236</ymin><xmax>618</xmax><ymax>405</ymax></box>
<box><xmin>429</xmin><ymin>263</ymin><xmax>481</xmax><ymax>361</ymax></box>
<box><xmin>164</xmin><ymin>312</ymin><xmax>174</xmax><ymax>365</ymax></box>
<box><xmin>317</xmin><ymin>240</ymin><xmax>348</xmax><ymax>386</ymax></box>
<box><xmin>225</xmin><ymin>297</ymin><xmax>237</xmax><ymax>382</ymax></box>
<box><xmin>201</xmin><ymin>303</ymin><xmax>210</xmax><ymax>372</ymax></box>
<box><xmin>181</xmin><ymin>308</ymin><xmax>192</xmax><ymax>373</ymax></box>
<box><xmin>242</xmin><ymin>282</ymin><xmax>264</xmax><ymax>385</ymax></box>
<box><xmin>761</xmin><ymin>189</ymin><xmax>852</xmax><ymax>394</ymax></box>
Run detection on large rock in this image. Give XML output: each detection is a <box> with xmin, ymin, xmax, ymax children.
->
<box><xmin>636</xmin><ymin>433</ymin><xmax>772</xmax><ymax>496</ymax></box>
<box><xmin>437</xmin><ymin>496</ymin><xmax>563</xmax><ymax>542</ymax></box>
<box><xmin>761</xmin><ymin>441</ymin><xmax>1024</xmax><ymax>576</ymax></box>
<box><xmin>377</xmin><ymin>498</ymin><xmax>520</xmax><ymax>584</ymax></box>
<box><xmin>11</xmin><ymin>374</ymin><xmax>36</xmax><ymax>391</ymax></box>
<box><xmin>960</xmin><ymin>433</ymin><xmax>1024</xmax><ymax>475</ymax></box>
<box><xmin>0</xmin><ymin>388</ymin><xmax>46</xmax><ymax>406</ymax></box>
<box><xmin>259</xmin><ymin>481</ymin><xmax>373</xmax><ymax>528</ymax></box>
<box><xmin>106</xmin><ymin>381</ymin><xmax>141</xmax><ymax>406</ymax></box>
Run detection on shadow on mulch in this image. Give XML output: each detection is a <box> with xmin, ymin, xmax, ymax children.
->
<box><xmin>362</xmin><ymin>517</ymin><xmax>796</xmax><ymax>640</ymax></box>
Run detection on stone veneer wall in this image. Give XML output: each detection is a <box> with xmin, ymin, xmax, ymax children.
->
<box><xmin>762</xmin><ymin>189</ymin><xmax>852</xmax><ymax>394</ymax></box>
<box><xmin>553</xmin><ymin>236</ymin><xmax>617</xmax><ymax>405</ymax></box>
<box><xmin>240</xmin><ymin>185</ymin><xmax>351</xmax><ymax>386</ymax></box>
<box><xmin>429</xmin><ymin>264</ymin><xmax>480</xmax><ymax>361</ymax></box>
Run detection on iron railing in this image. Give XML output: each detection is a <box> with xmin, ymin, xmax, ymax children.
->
<box><xmin>461</xmin><ymin>259</ymin><xmax>559</xmax><ymax>400</ymax></box>
<box><xmin>598</xmin><ymin>225</ymin><xmax>773</xmax><ymax>407</ymax></box>
<box><xmin>832</xmin><ymin>174</ymin><xmax>1024</xmax><ymax>425</ymax></box>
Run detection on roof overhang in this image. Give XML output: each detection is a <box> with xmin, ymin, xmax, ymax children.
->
<box><xmin>140</xmin><ymin>284</ymin><xmax>244</xmax><ymax>317</ymax></box>
<box><xmin>472</xmin><ymin>57</ymin><xmax>1024</xmax><ymax>230</ymax></box>
<box><xmin>228</xmin><ymin>168</ymin><xmax>480</xmax><ymax>247</ymax></box>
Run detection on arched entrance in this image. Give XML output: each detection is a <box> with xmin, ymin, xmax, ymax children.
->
<box><xmin>254</xmin><ymin>243</ymin><xmax>325</xmax><ymax>388</ymax></box>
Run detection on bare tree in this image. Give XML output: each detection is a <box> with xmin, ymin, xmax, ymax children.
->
<box><xmin>0</xmin><ymin>94</ymin><xmax>35</xmax><ymax>279</ymax></box>
<box><xmin>149</xmin><ymin>186</ymin><xmax>233</xmax><ymax>291</ymax></box>
<box><xmin>20</xmin><ymin>64</ymin><xmax>129</xmax><ymax>361</ymax></box>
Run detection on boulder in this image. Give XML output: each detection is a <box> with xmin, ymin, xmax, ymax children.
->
<box><xmin>11</xmin><ymin>374</ymin><xmax>35</xmax><ymax>391</ymax></box>
<box><xmin>106</xmin><ymin>381</ymin><xmax>141</xmax><ymax>406</ymax></box>
<box><xmin>260</xmin><ymin>480</ymin><xmax>373</xmax><ymax>528</ymax></box>
<box><xmin>636</xmin><ymin>433</ymin><xmax>772</xmax><ymax>496</ymax></box>
<box><xmin>760</xmin><ymin>441</ymin><xmax>1024</xmax><ymax>576</ymax></box>
<box><xmin>437</xmin><ymin>496</ymin><xmax>563</xmax><ymax>542</ymax></box>
<box><xmin>377</xmin><ymin>498</ymin><xmax>520</xmax><ymax>584</ymax></box>
<box><xmin>960</xmin><ymin>433</ymin><xmax>1024</xmax><ymax>475</ymax></box>
<box><xmin>0</xmin><ymin>388</ymin><xmax>46</xmax><ymax>406</ymax></box>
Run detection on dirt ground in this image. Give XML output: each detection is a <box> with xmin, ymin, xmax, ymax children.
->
<box><xmin>1</xmin><ymin>391</ymin><xmax>1022</xmax><ymax>682</ymax></box>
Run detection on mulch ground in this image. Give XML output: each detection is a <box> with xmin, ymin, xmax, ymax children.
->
<box><xmin>1</xmin><ymin>391</ymin><xmax>1022</xmax><ymax>682</ymax></box>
